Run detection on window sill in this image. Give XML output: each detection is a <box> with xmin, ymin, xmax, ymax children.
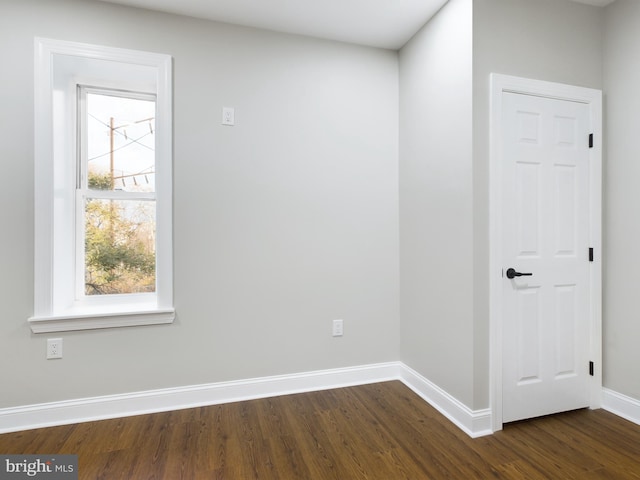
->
<box><xmin>28</xmin><ymin>308</ymin><xmax>175</xmax><ymax>333</ymax></box>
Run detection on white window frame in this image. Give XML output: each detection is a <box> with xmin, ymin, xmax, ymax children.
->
<box><xmin>30</xmin><ymin>38</ymin><xmax>174</xmax><ymax>333</ymax></box>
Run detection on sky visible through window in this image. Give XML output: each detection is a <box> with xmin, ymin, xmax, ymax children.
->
<box><xmin>87</xmin><ymin>93</ymin><xmax>155</xmax><ymax>192</ymax></box>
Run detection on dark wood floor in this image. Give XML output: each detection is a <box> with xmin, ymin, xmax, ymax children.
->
<box><xmin>1</xmin><ymin>381</ymin><xmax>639</xmax><ymax>479</ymax></box>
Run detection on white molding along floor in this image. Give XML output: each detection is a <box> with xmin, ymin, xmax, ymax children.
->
<box><xmin>399</xmin><ymin>364</ymin><xmax>492</xmax><ymax>438</ymax></box>
<box><xmin>0</xmin><ymin>362</ymin><xmax>492</xmax><ymax>436</ymax></box>
<box><xmin>1</xmin><ymin>362</ymin><xmax>635</xmax><ymax>436</ymax></box>
<box><xmin>602</xmin><ymin>388</ymin><xmax>640</xmax><ymax>427</ymax></box>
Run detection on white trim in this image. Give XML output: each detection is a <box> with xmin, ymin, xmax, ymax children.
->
<box><xmin>400</xmin><ymin>364</ymin><xmax>492</xmax><ymax>438</ymax></box>
<box><xmin>33</xmin><ymin>38</ymin><xmax>173</xmax><ymax>330</ymax></box>
<box><xmin>0</xmin><ymin>362</ymin><xmax>492</xmax><ymax>437</ymax></box>
<box><xmin>602</xmin><ymin>388</ymin><xmax>640</xmax><ymax>426</ymax></box>
<box><xmin>28</xmin><ymin>308</ymin><xmax>175</xmax><ymax>333</ymax></box>
<box><xmin>35</xmin><ymin>37</ymin><xmax>172</xmax><ymax>69</ymax></box>
<box><xmin>0</xmin><ymin>363</ymin><xmax>400</xmax><ymax>434</ymax></box>
<box><xmin>489</xmin><ymin>74</ymin><xmax>603</xmax><ymax>432</ymax></box>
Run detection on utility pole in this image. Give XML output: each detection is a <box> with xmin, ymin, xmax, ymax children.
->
<box><xmin>109</xmin><ymin>116</ymin><xmax>115</xmax><ymax>241</ymax></box>
<box><xmin>110</xmin><ymin>116</ymin><xmax>115</xmax><ymax>190</ymax></box>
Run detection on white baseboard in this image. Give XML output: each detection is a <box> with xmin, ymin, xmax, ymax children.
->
<box><xmin>399</xmin><ymin>364</ymin><xmax>492</xmax><ymax>438</ymax></box>
<box><xmin>0</xmin><ymin>361</ymin><xmax>492</xmax><ymax>438</ymax></box>
<box><xmin>602</xmin><ymin>388</ymin><xmax>640</xmax><ymax>426</ymax></box>
<box><xmin>0</xmin><ymin>362</ymin><xmax>402</xmax><ymax>434</ymax></box>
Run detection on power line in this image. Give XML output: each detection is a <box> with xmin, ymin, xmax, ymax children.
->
<box><xmin>88</xmin><ymin>113</ymin><xmax>155</xmax><ymax>152</ymax></box>
<box><xmin>88</xmin><ymin>131</ymin><xmax>154</xmax><ymax>162</ymax></box>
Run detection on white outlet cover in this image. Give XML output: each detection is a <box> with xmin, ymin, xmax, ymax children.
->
<box><xmin>47</xmin><ymin>338</ymin><xmax>63</xmax><ymax>359</ymax></box>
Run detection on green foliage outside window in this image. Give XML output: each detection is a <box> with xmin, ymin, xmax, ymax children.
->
<box><xmin>85</xmin><ymin>171</ymin><xmax>156</xmax><ymax>295</ymax></box>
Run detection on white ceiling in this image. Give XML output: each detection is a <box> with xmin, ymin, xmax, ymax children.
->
<box><xmin>96</xmin><ymin>0</ymin><xmax>448</xmax><ymax>50</ymax></box>
<box><xmin>571</xmin><ymin>0</ymin><xmax>615</xmax><ymax>5</ymax></box>
<box><xmin>96</xmin><ymin>0</ymin><xmax>616</xmax><ymax>50</ymax></box>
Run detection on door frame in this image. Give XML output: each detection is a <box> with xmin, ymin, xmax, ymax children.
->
<box><xmin>489</xmin><ymin>74</ymin><xmax>602</xmax><ymax>432</ymax></box>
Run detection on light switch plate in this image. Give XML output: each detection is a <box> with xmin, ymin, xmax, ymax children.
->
<box><xmin>332</xmin><ymin>319</ymin><xmax>343</xmax><ymax>337</ymax></box>
<box><xmin>222</xmin><ymin>107</ymin><xmax>235</xmax><ymax>126</ymax></box>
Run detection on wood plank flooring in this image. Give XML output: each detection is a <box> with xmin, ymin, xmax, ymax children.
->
<box><xmin>1</xmin><ymin>381</ymin><xmax>639</xmax><ymax>479</ymax></box>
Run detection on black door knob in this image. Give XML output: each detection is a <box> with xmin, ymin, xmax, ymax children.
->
<box><xmin>506</xmin><ymin>268</ymin><xmax>533</xmax><ymax>279</ymax></box>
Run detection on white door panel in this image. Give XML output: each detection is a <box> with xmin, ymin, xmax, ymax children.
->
<box><xmin>502</xmin><ymin>92</ymin><xmax>590</xmax><ymax>423</ymax></box>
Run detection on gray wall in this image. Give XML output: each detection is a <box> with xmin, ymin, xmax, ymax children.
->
<box><xmin>398</xmin><ymin>0</ymin><xmax>604</xmax><ymax>412</ymax></box>
<box><xmin>399</xmin><ymin>0</ymin><xmax>474</xmax><ymax>407</ymax></box>
<box><xmin>603</xmin><ymin>0</ymin><xmax>640</xmax><ymax>401</ymax></box>
<box><xmin>3</xmin><ymin>0</ymin><xmax>639</xmax><ymax>420</ymax></box>
<box><xmin>0</xmin><ymin>0</ymin><xmax>400</xmax><ymax>408</ymax></box>
<box><xmin>472</xmin><ymin>0</ymin><xmax>604</xmax><ymax>409</ymax></box>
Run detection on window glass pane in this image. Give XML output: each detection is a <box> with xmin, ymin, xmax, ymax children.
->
<box><xmin>87</xmin><ymin>93</ymin><xmax>155</xmax><ymax>193</ymax></box>
<box><xmin>85</xmin><ymin>198</ymin><xmax>156</xmax><ymax>295</ymax></box>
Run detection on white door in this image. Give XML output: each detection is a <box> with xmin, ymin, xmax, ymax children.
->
<box><xmin>501</xmin><ymin>92</ymin><xmax>591</xmax><ymax>423</ymax></box>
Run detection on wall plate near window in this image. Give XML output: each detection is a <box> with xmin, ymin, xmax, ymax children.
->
<box><xmin>30</xmin><ymin>38</ymin><xmax>175</xmax><ymax>333</ymax></box>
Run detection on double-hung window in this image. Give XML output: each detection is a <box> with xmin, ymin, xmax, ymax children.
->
<box><xmin>30</xmin><ymin>39</ymin><xmax>174</xmax><ymax>333</ymax></box>
<box><xmin>78</xmin><ymin>87</ymin><xmax>157</xmax><ymax>297</ymax></box>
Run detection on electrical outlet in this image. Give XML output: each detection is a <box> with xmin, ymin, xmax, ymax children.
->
<box><xmin>47</xmin><ymin>338</ymin><xmax>63</xmax><ymax>359</ymax></box>
<box><xmin>332</xmin><ymin>319</ymin><xmax>343</xmax><ymax>337</ymax></box>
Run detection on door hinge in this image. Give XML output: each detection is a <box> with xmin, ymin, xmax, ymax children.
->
<box><xmin>589</xmin><ymin>247</ymin><xmax>594</xmax><ymax>262</ymax></box>
<box><xmin>589</xmin><ymin>133</ymin><xmax>594</xmax><ymax>149</ymax></box>
<box><xmin>589</xmin><ymin>361</ymin><xmax>594</xmax><ymax>376</ymax></box>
